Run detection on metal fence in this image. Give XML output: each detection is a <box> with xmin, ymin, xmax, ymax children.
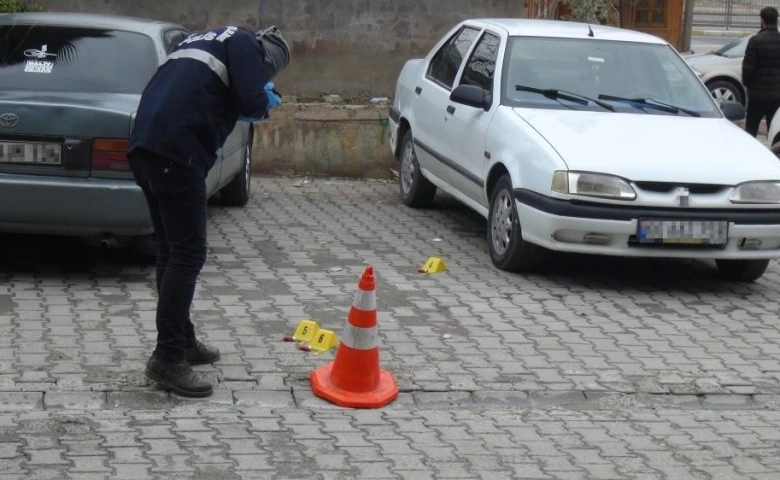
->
<box><xmin>694</xmin><ymin>0</ymin><xmax>780</xmax><ymax>29</ymax></box>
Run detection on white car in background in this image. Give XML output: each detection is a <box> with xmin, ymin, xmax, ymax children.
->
<box><xmin>684</xmin><ymin>35</ymin><xmax>750</xmax><ymax>106</ymax></box>
<box><xmin>389</xmin><ymin>19</ymin><xmax>780</xmax><ymax>281</ymax></box>
<box><xmin>764</xmin><ymin>109</ymin><xmax>780</xmax><ymax>156</ymax></box>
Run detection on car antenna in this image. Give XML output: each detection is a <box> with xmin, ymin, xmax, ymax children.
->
<box><xmin>587</xmin><ymin>24</ymin><xmax>594</xmax><ymax>37</ymax></box>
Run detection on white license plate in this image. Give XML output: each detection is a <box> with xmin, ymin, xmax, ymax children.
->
<box><xmin>637</xmin><ymin>219</ymin><xmax>728</xmax><ymax>245</ymax></box>
<box><xmin>0</xmin><ymin>141</ymin><xmax>61</xmax><ymax>165</ymax></box>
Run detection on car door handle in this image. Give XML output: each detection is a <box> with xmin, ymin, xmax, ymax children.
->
<box><xmin>415</xmin><ymin>86</ymin><xmax>422</xmax><ymax>95</ymax></box>
<box><xmin>446</xmin><ymin>105</ymin><xmax>456</xmax><ymax>114</ymax></box>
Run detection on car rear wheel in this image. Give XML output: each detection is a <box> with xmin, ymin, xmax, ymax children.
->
<box><xmin>487</xmin><ymin>174</ymin><xmax>539</xmax><ymax>272</ymax></box>
<box><xmin>220</xmin><ymin>132</ymin><xmax>253</xmax><ymax>207</ymax></box>
<box><xmin>399</xmin><ymin>129</ymin><xmax>436</xmax><ymax>208</ymax></box>
<box><xmin>707</xmin><ymin>80</ymin><xmax>743</xmax><ymax>105</ymax></box>
<box><xmin>715</xmin><ymin>259</ymin><xmax>770</xmax><ymax>282</ymax></box>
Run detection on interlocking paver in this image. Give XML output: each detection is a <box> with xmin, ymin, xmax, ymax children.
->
<box><xmin>2</xmin><ymin>177</ymin><xmax>780</xmax><ymax>478</ymax></box>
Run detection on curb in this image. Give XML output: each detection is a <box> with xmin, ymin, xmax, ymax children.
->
<box><xmin>692</xmin><ymin>28</ymin><xmax>754</xmax><ymax>37</ymax></box>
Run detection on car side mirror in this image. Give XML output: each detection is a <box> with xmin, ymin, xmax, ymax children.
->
<box><xmin>450</xmin><ymin>84</ymin><xmax>492</xmax><ymax>111</ymax></box>
<box><xmin>719</xmin><ymin>100</ymin><xmax>745</xmax><ymax>122</ymax></box>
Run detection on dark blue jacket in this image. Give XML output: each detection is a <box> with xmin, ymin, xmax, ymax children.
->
<box><xmin>129</xmin><ymin>26</ymin><xmax>271</xmax><ymax>170</ymax></box>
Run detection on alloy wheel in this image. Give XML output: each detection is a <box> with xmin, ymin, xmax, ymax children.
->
<box><xmin>400</xmin><ymin>140</ymin><xmax>415</xmax><ymax>195</ymax></box>
<box><xmin>244</xmin><ymin>145</ymin><xmax>251</xmax><ymax>194</ymax></box>
<box><xmin>490</xmin><ymin>189</ymin><xmax>514</xmax><ymax>255</ymax></box>
<box><xmin>711</xmin><ymin>87</ymin><xmax>735</xmax><ymax>103</ymax></box>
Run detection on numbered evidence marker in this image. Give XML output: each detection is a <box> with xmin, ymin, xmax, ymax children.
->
<box><xmin>299</xmin><ymin>329</ymin><xmax>339</xmax><ymax>354</ymax></box>
<box><xmin>283</xmin><ymin>319</ymin><xmax>320</xmax><ymax>343</ymax></box>
<box><xmin>418</xmin><ymin>256</ymin><xmax>447</xmax><ymax>274</ymax></box>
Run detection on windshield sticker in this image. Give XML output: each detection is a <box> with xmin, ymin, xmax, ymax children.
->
<box><xmin>588</xmin><ymin>56</ymin><xmax>605</xmax><ymax>63</ymax></box>
<box><xmin>24</xmin><ymin>45</ymin><xmax>57</xmax><ymax>59</ymax></box>
<box><xmin>24</xmin><ymin>60</ymin><xmax>54</xmax><ymax>73</ymax></box>
<box><xmin>23</xmin><ymin>45</ymin><xmax>56</xmax><ymax>73</ymax></box>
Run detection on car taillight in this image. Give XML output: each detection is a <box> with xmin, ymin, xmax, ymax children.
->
<box><xmin>91</xmin><ymin>139</ymin><xmax>130</xmax><ymax>172</ymax></box>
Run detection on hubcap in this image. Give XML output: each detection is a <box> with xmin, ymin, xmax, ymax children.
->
<box><xmin>490</xmin><ymin>189</ymin><xmax>514</xmax><ymax>255</ymax></box>
<box><xmin>400</xmin><ymin>140</ymin><xmax>415</xmax><ymax>195</ymax></box>
<box><xmin>244</xmin><ymin>145</ymin><xmax>251</xmax><ymax>193</ymax></box>
<box><xmin>711</xmin><ymin>87</ymin><xmax>736</xmax><ymax>103</ymax></box>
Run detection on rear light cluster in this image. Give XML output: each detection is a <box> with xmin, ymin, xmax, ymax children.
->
<box><xmin>91</xmin><ymin>138</ymin><xmax>130</xmax><ymax>173</ymax></box>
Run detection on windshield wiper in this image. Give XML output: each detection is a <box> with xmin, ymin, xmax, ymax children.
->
<box><xmin>598</xmin><ymin>94</ymin><xmax>701</xmax><ymax>117</ymax></box>
<box><xmin>516</xmin><ymin>85</ymin><xmax>616</xmax><ymax>112</ymax></box>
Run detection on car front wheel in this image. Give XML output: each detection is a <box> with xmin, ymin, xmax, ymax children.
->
<box><xmin>715</xmin><ymin>259</ymin><xmax>770</xmax><ymax>282</ymax></box>
<box><xmin>707</xmin><ymin>80</ymin><xmax>743</xmax><ymax>105</ymax></box>
<box><xmin>399</xmin><ymin>129</ymin><xmax>436</xmax><ymax>208</ymax></box>
<box><xmin>487</xmin><ymin>174</ymin><xmax>539</xmax><ymax>272</ymax></box>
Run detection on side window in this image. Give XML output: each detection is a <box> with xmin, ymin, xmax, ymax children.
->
<box><xmin>460</xmin><ymin>32</ymin><xmax>500</xmax><ymax>91</ymax></box>
<box><xmin>163</xmin><ymin>29</ymin><xmax>189</xmax><ymax>53</ymax></box>
<box><xmin>427</xmin><ymin>27</ymin><xmax>480</xmax><ymax>89</ymax></box>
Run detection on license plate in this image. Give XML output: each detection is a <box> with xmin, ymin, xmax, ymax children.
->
<box><xmin>0</xmin><ymin>141</ymin><xmax>61</xmax><ymax>165</ymax></box>
<box><xmin>637</xmin><ymin>219</ymin><xmax>728</xmax><ymax>245</ymax></box>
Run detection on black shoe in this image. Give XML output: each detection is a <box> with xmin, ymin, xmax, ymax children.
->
<box><xmin>185</xmin><ymin>340</ymin><xmax>221</xmax><ymax>365</ymax></box>
<box><xmin>145</xmin><ymin>355</ymin><xmax>213</xmax><ymax>398</ymax></box>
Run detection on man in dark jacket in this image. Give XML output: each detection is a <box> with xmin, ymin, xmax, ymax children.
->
<box><xmin>128</xmin><ymin>25</ymin><xmax>290</xmax><ymax>397</ymax></box>
<box><xmin>742</xmin><ymin>7</ymin><xmax>780</xmax><ymax>137</ymax></box>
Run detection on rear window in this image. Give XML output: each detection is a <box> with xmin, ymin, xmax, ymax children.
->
<box><xmin>0</xmin><ymin>25</ymin><xmax>158</xmax><ymax>93</ymax></box>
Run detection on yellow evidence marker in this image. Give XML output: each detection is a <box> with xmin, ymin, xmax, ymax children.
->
<box><xmin>283</xmin><ymin>319</ymin><xmax>320</xmax><ymax>343</ymax></box>
<box><xmin>299</xmin><ymin>329</ymin><xmax>340</xmax><ymax>354</ymax></box>
<box><xmin>418</xmin><ymin>257</ymin><xmax>447</xmax><ymax>274</ymax></box>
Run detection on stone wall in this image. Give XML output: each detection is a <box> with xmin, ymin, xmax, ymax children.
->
<box><xmin>253</xmin><ymin>103</ymin><xmax>393</xmax><ymax>178</ymax></box>
<box><xmin>32</xmin><ymin>0</ymin><xmax>525</xmax><ymax>99</ymax></box>
<box><xmin>24</xmin><ymin>0</ymin><xmax>526</xmax><ymax>177</ymax></box>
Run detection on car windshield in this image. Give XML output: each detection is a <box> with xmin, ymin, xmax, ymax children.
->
<box><xmin>0</xmin><ymin>24</ymin><xmax>157</xmax><ymax>94</ymax></box>
<box><xmin>713</xmin><ymin>35</ymin><xmax>750</xmax><ymax>58</ymax></box>
<box><xmin>503</xmin><ymin>36</ymin><xmax>721</xmax><ymax>117</ymax></box>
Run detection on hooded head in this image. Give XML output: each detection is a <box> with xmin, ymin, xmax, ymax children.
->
<box><xmin>256</xmin><ymin>26</ymin><xmax>290</xmax><ymax>79</ymax></box>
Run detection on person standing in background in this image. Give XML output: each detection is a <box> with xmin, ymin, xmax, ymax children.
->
<box><xmin>742</xmin><ymin>6</ymin><xmax>780</xmax><ymax>137</ymax></box>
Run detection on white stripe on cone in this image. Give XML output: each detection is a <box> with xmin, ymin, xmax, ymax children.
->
<box><xmin>352</xmin><ymin>289</ymin><xmax>377</xmax><ymax>311</ymax></box>
<box><xmin>340</xmin><ymin>324</ymin><xmax>379</xmax><ymax>350</ymax></box>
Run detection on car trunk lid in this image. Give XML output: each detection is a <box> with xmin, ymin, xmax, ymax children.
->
<box><xmin>0</xmin><ymin>91</ymin><xmax>139</xmax><ymax>177</ymax></box>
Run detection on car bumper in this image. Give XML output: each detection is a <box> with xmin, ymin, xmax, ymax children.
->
<box><xmin>515</xmin><ymin>189</ymin><xmax>780</xmax><ymax>259</ymax></box>
<box><xmin>0</xmin><ymin>174</ymin><xmax>153</xmax><ymax>236</ymax></box>
<box><xmin>388</xmin><ymin>107</ymin><xmax>400</xmax><ymax>156</ymax></box>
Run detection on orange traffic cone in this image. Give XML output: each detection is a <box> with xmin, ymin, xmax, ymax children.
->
<box><xmin>310</xmin><ymin>265</ymin><xmax>398</xmax><ymax>408</ymax></box>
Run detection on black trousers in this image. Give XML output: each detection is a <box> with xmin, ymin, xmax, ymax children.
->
<box><xmin>745</xmin><ymin>97</ymin><xmax>780</xmax><ymax>137</ymax></box>
<box><xmin>129</xmin><ymin>149</ymin><xmax>208</xmax><ymax>362</ymax></box>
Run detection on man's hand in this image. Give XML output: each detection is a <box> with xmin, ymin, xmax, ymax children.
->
<box><xmin>238</xmin><ymin>82</ymin><xmax>282</xmax><ymax>122</ymax></box>
<box><xmin>265</xmin><ymin>81</ymin><xmax>282</xmax><ymax>109</ymax></box>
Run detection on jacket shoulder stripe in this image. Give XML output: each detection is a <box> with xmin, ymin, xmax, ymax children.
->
<box><xmin>165</xmin><ymin>48</ymin><xmax>229</xmax><ymax>87</ymax></box>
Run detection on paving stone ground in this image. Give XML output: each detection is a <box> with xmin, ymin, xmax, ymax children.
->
<box><xmin>1</xmin><ymin>176</ymin><xmax>780</xmax><ymax>479</ymax></box>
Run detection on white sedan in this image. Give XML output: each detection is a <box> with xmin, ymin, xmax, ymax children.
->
<box><xmin>684</xmin><ymin>35</ymin><xmax>749</xmax><ymax>105</ymax></box>
<box><xmin>388</xmin><ymin>18</ymin><xmax>780</xmax><ymax>282</ymax></box>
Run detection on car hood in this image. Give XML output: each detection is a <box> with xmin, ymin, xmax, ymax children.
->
<box><xmin>684</xmin><ymin>52</ymin><xmax>740</xmax><ymax>70</ymax></box>
<box><xmin>514</xmin><ymin>108</ymin><xmax>780</xmax><ymax>184</ymax></box>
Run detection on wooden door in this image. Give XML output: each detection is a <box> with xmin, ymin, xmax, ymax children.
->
<box><xmin>524</xmin><ymin>0</ymin><xmax>685</xmax><ymax>50</ymax></box>
<box><xmin>620</xmin><ymin>0</ymin><xmax>684</xmax><ymax>50</ymax></box>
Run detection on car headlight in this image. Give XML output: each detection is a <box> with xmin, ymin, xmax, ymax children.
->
<box><xmin>730</xmin><ymin>181</ymin><xmax>780</xmax><ymax>204</ymax></box>
<box><xmin>552</xmin><ymin>171</ymin><xmax>636</xmax><ymax>200</ymax></box>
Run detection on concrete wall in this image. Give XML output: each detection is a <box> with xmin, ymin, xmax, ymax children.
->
<box><xmin>28</xmin><ymin>0</ymin><xmax>526</xmax><ymax>178</ymax></box>
<box><xmin>33</xmin><ymin>0</ymin><xmax>525</xmax><ymax>99</ymax></box>
<box><xmin>253</xmin><ymin>103</ymin><xmax>394</xmax><ymax>178</ymax></box>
